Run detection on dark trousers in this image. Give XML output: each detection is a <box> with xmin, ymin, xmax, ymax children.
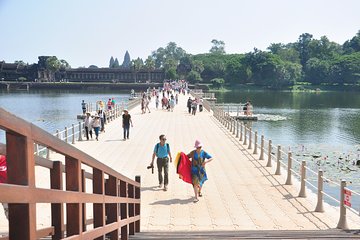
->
<box><xmin>85</xmin><ymin>126</ymin><xmax>92</xmax><ymax>140</ymax></box>
<box><xmin>157</xmin><ymin>157</ymin><xmax>169</xmax><ymax>186</ymax></box>
<box><xmin>188</xmin><ymin>106</ymin><xmax>191</xmax><ymax>114</ymax></box>
<box><xmin>123</xmin><ymin>124</ymin><xmax>130</xmax><ymax>139</ymax></box>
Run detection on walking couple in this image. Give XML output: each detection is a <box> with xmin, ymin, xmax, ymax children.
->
<box><xmin>149</xmin><ymin>136</ymin><xmax>213</xmax><ymax>202</ymax></box>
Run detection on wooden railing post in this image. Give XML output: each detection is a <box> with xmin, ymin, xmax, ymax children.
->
<box><xmin>65</xmin><ymin>156</ymin><xmax>82</xmax><ymax>236</ymax></box>
<box><xmin>135</xmin><ymin>176</ymin><xmax>141</xmax><ymax>233</ymax></box>
<box><xmin>120</xmin><ymin>180</ymin><xmax>128</xmax><ymax>240</ymax></box>
<box><xmin>266</xmin><ymin>140</ymin><xmax>272</xmax><ymax>167</ymax></box>
<box><xmin>298</xmin><ymin>160</ymin><xmax>307</xmax><ymax>197</ymax></box>
<box><xmin>336</xmin><ymin>180</ymin><xmax>349</xmax><ymax>230</ymax></box>
<box><xmin>51</xmin><ymin>161</ymin><xmax>64</xmax><ymax>240</ymax></box>
<box><xmin>128</xmin><ymin>183</ymin><xmax>135</xmax><ymax>235</ymax></box>
<box><xmin>259</xmin><ymin>135</ymin><xmax>264</xmax><ymax>160</ymax></box>
<box><xmin>93</xmin><ymin>168</ymin><xmax>105</xmax><ymax>240</ymax></box>
<box><xmin>315</xmin><ymin>170</ymin><xmax>324</xmax><ymax>212</ymax></box>
<box><xmin>253</xmin><ymin>131</ymin><xmax>258</xmax><ymax>154</ymax></box>
<box><xmin>285</xmin><ymin>152</ymin><xmax>292</xmax><ymax>185</ymax></box>
<box><xmin>105</xmin><ymin>175</ymin><xmax>119</xmax><ymax>239</ymax></box>
<box><xmin>275</xmin><ymin>145</ymin><xmax>281</xmax><ymax>175</ymax></box>
<box><xmin>81</xmin><ymin>170</ymin><xmax>87</xmax><ymax>232</ymax></box>
<box><xmin>7</xmin><ymin>132</ymin><xmax>36</xmax><ymax>240</ymax></box>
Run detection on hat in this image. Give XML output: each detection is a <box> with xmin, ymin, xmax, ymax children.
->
<box><xmin>123</xmin><ymin>108</ymin><xmax>128</xmax><ymax>112</ymax></box>
<box><xmin>194</xmin><ymin>140</ymin><xmax>203</xmax><ymax>148</ymax></box>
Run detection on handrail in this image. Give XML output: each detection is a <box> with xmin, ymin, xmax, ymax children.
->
<box><xmin>0</xmin><ymin>107</ymin><xmax>141</xmax><ymax>240</ymax></box>
<box><xmin>209</xmin><ymin>98</ymin><xmax>360</xmax><ymax>230</ymax></box>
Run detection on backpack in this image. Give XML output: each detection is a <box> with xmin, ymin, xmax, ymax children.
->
<box><xmin>156</xmin><ymin>143</ymin><xmax>169</xmax><ymax>156</ymax></box>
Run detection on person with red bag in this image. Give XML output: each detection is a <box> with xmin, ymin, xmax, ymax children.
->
<box><xmin>0</xmin><ymin>154</ymin><xmax>8</xmax><ymax>219</ymax></box>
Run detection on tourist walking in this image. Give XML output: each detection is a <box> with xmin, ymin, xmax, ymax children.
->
<box><xmin>199</xmin><ymin>98</ymin><xmax>204</xmax><ymax>112</ymax></box>
<box><xmin>122</xmin><ymin>109</ymin><xmax>133</xmax><ymax>140</ymax></box>
<box><xmin>191</xmin><ymin>98</ymin><xmax>198</xmax><ymax>115</ymax></box>
<box><xmin>92</xmin><ymin>114</ymin><xmax>101</xmax><ymax>141</ymax></box>
<box><xmin>187</xmin><ymin>140</ymin><xmax>213</xmax><ymax>202</ymax></box>
<box><xmin>98</xmin><ymin>109</ymin><xmax>106</xmax><ymax>132</ymax></box>
<box><xmin>107</xmin><ymin>99</ymin><xmax>112</xmax><ymax>110</ymax></box>
<box><xmin>84</xmin><ymin>112</ymin><xmax>93</xmax><ymax>140</ymax></box>
<box><xmin>187</xmin><ymin>97</ymin><xmax>192</xmax><ymax>114</ymax></box>
<box><xmin>81</xmin><ymin>100</ymin><xmax>87</xmax><ymax>114</ymax></box>
<box><xmin>149</xmin><ymin>135</ymin><xmax>173</xmax><ymax>191</ymax></box>
<box><xmin>155</xmin><ymin>95</ymin><xmax>160</xmax><ymax>109</ymax></box>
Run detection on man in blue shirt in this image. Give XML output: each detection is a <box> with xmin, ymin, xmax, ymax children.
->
<box><xmin>150</xmin><ymin>134</ymin><xmax>172</xmax><ymax>191</ymax></box>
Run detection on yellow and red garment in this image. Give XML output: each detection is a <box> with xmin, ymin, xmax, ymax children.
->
<box><xmin>174</xmin><ymin>152</ymin><xmax>192</xmax><ymax>184</ymax></box>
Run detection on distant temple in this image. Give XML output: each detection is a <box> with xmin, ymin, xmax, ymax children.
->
<box><xmin>0</xmin><ymin>54</ymin><xmax>165</xmax><ymax>83</ymax></box>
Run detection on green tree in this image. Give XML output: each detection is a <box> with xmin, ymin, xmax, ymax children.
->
<box><xmin>343</xmin><ymin>30</ymin><xmax>360</xmax><ymax>54</ymax></box>
<box><xmin>209</xmin><ymin>39</ymin><xmax>226</xmax><ymax>54</ymax></box>
<box><xmin>187</xmin><ymin>70</ymin><xmax>202</xmax><ymax>83</ymax></box>
<box><xmin>295</xmin><ymin>33</ymin><xmax>313</xmax><ymax>68</ymax></box>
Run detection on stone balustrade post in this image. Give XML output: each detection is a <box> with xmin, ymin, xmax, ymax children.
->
<box><xmin>253</xmin><ymin>131</ymin><xmax>258</xmax><ymax>154</ymax></box>
<box><xmin>298</xmin><ymin>160</ymin><xmax>307</xmax><ymax>197</ymax></box>
<box><xmin>336</xmin><ymin>180</ymin><xmax>349</xmax><ymax>230</ymax></box>
<box><xmin>72</xmin><ymin>124</ymin><xmax>75</xmax><ymax>144</ymax></box>
<box><xmin>248</xmin><ymin>127</ymin><xmax>252</xmax><ymax>149</ymax></box>
<box><xmin>236</xmin><ymin>121</ymin><xmax>239</xmax><ymax>138</ymax></box>
<box><xmin>315</xmin><ymin>170</ymin><xmax>324</xmax><ymax>212</ymax></box>
<box><xmin>259</xmin><ymin>135</ymin><xmax>264</xmax><ymax>160</ymax></box>
<box><xmin>78</xmin><ymin>122</ymin><xmax>83</xmax><ymax>141</ymax></box>
<box><xmin>243</xmin><ymin>126</ymin><xmax>247</xmax><ymax>145</ymax></box>
<box><xmin>239</xmin><ymin>123</ymin><xmax>243</xmax><ymax>141</ymax></box>
<box><xmin>266</xmin><ymin>140</ymin><xmax>272</xmax><ymax>167</ymax></box>
<box><xmin>56</xmin><ymin>129</ymin><xmax>60</xmax><ymax>139</ymax></box>
<box><xmin>232</xmin><ymin>119</ymin><xmax>236</xmax><ymax>135</ymax></box>
<box><xmin>65</xmin><ymin>127</ymin><xmax>68</xmax><ymax>143</ymax></box>
<box><xmin>285</xmin><ymin>152</ymin><xmax>292</xmax><ymax>185</ymax></box>
<box><xmin>275</xmin><ymin>145</ymin><xmax>281</xmax><ymax>175</ymax></box>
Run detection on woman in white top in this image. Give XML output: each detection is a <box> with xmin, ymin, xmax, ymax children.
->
<box><xmin>92</xmin><ymin>115</ymin><xmax>101</xmax><ymax>141</ymax></box>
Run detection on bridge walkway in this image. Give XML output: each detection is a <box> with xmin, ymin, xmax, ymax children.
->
<box><xmin>69</xmin><ymin>93</ymin><xmax>359</xmax><ymax>232</ymax></box>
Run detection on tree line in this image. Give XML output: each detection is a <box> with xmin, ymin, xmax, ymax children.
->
<box><xmin>145</xmin><ymin>31</ymin><xmax>360</xmax><ymax>88</ymax></box>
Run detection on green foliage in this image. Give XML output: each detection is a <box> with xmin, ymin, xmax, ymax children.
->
<box><xmin>46</xmin><ymin>56</ymin><xmax>61</xmax><ymax>72</ymax></box>
<box><xmin>210</xmin><ymin>78</ymin><xmax>225</xmax><ymax>89</ymax></box>
<box><xmin>209</xmin><ymin>39</ymin><xmax>226</xmax><ymax>54</ymax></box>
<box><xmin>187</xmin><ymin>70</ymin><xmax>202</xmax><ymax>83</ymax></box>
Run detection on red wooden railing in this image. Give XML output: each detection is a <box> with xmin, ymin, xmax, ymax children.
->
<box><xmin>0</xmin><ymin>107</ymin><xmax>141</xmax><ymax>240</ymax></box>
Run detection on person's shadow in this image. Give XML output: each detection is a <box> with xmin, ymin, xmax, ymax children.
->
<box><xmin>150</xmin><ymin>197</ymin><xmax>193</xmax><ymax>205</ymax></box>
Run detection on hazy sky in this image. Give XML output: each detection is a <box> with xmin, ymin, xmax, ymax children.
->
<box><xmin>1</xmin><ymin>0</ymin><xmax>359</xmax><ymax>68</ymax></box>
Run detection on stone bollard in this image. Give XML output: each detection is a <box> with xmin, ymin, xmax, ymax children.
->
<box><xmin>275</xmin><ymin>145</ymin><xmax>281</xmax><ymax>175</ymax></box>
<box><xmin>243</xmin><ymin>126</ymin><xmax>247</xmax><ymax>145</ymax></box>
<box><xmin>72</xmin><ymin>124</ymin><xmax>75</xmax><ymax>144</ymax></box>
<box><xmin>236</xmin><ymin>121</ymin><xmax>239</xmax><ymax>138</ymax></box>
<box><xmin>232</xmin><ymin>120</ymin><xmax>236</xmax><ymax>135</ymax></box>
<box><xmin>248</xmin><ymin>127</ymin><xmax>252</xmax><ymax>149</ymax></box>
<box><xmin>285</xmin><ymin>152</ymin><xmax>292</xmax><ymax>185</ymax></box>
<box><xmin>46</xmin><ymin>148</ymin><xmax>50</xmax><ymax>159</ymax></box>
<box><xmin>65</xmin><ymin>127</ymin><xmax>68</xmax><ymax>143</ymax></box>
<box><xmin>336</xmin><ymin>180</ymin><xmax>349</xmax><ymax>230</ymax></box>
<box><xmin>315</xmin><ymin>170</ymin><xmax>324</xmax><ymax>212</ymax></box>
<box><xmin>239</xmin><ymin>123</ymin><xmax>243</xmax><ymax>142</ymax></box>
<box><xmin>266</xmin><ymin>140</ymin><xmax>272</xmax><ymax>167</ymax></box>
<box><xmin>78</xmin><ymin>122</ymin><xmax>83</xmax><ymax>141</ymax></box>
<box><xmin>259</xmin><ymin>135</ymin><xmax>264</xmax><ymax>160</ymax></box>
<box><xmin>298</xmin><ymin>160</ymin><xmax>307</xmax><ymax>197</ymax></box>
<box><xmin>253</xmin><ymin>131</ymin><xmax>258</xmax><ymax>154</ymax></box>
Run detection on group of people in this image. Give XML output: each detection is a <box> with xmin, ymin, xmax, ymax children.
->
<box><xmin>149</xmin><ymin>135</ymin><xmax>213</xmax><ymax>203</ymax></box>
<box><xmin>187</xmin><ymin>97</ymin><xmax>203</xmax><ymax>115</ymax></box>
<box><xmin>84</xmin><ymin>110</ymin><xmax>106</xmax><ymax>141</ymax></box>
